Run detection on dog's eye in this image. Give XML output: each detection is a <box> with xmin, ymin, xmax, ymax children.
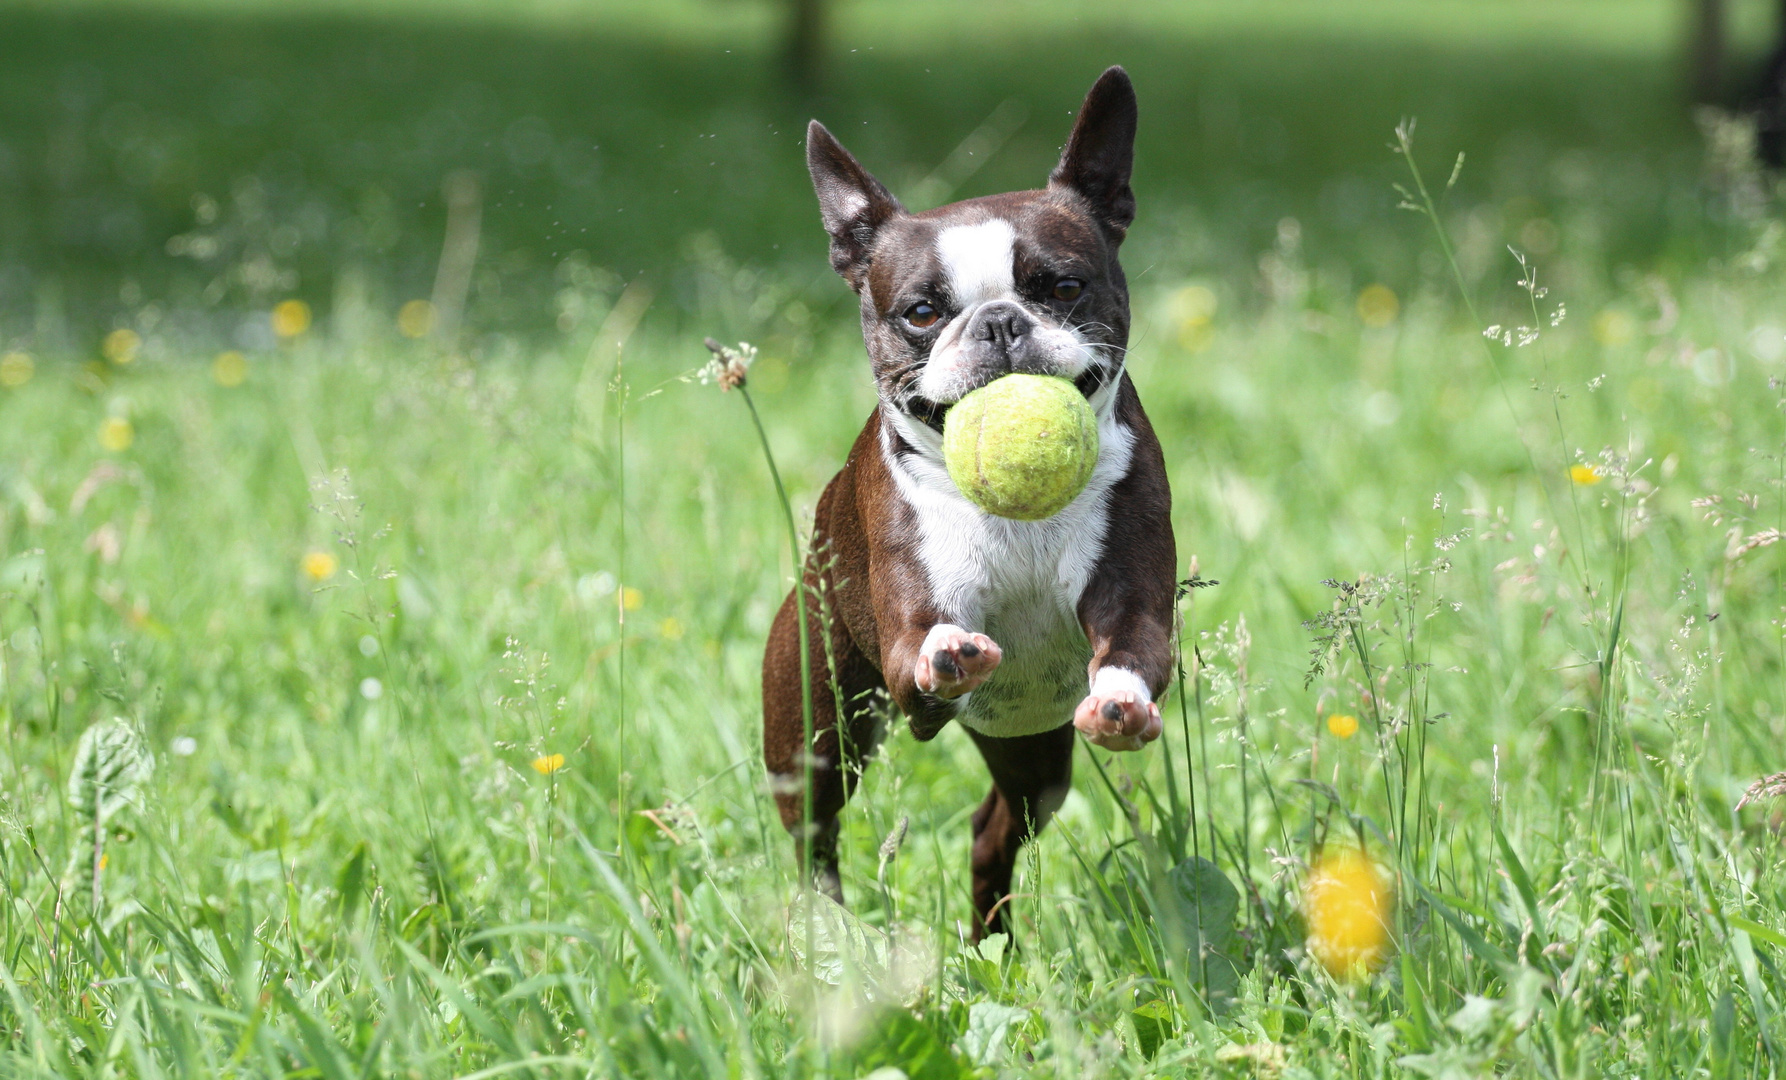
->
<box><xmin>904</xmin><ymin>301</ymin><xmax>940</xmax><ymax>329</ymax></box>
<box><xmin>1052</xmin><ymin>278</ymin><xmax>1085</xmax><ymax>302</ymax></box>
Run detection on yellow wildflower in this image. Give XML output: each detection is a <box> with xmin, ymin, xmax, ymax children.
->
<box><xmin>659</xmin><ymin>617</ymin><xmax>684</xmax><ymax>641</ymax></box>
<box><xmin>1305</xmin><ymin>846</ymin><xmax>1393</xmax><ymax>979</ymax></box>
<box><xmin>301</xmin><ymin>550</ymin><xmax>338</xmax><ymax>581</ymax></box>
<box><xmin>0</xmin><ymin>351</ymin><xmax>32</xmax><ymax>387</ymax></box>
<box><xmin>1167</xmin><ymin>283</ymin><xmax>1218</xmax><ymax>352</ymax></box>
<box><xmin>1569</xmin><ymin>464</ymin><xmax>1600</xmax><ymax>486</ymax></box>
<box><xmin>212</xmin><ymin>351</ymin><xmax>248</xmax><ymax>387</ymax></box>
<box><xmin>1591</xmin><ymin>309</ymin><xmax>1634</xmax><ymax>347</ymax></box>
<box><xmin>531</xmin><ymin>753</ymin><xmax>566</xmax><ymax>775</ymax></box>
<box><xmin>103</xmin><ymin>328</ymin><xmax>141</xmax><ymax>365</ymax></box>
<box><xmin>1356</xmin><ymin>284</ymin><xmax>1399</xmax><ymax>328</ymax></box>
<box><xmin>621</xmin><ymin>586</ymin><xmax>643</xmax><ymax>611</ymax></box>
<box><xmin>1326</xmin><ymin>713</ymin><xmax>1358</xmax><ymax>739</ymax></box>
<box><xmin>271</xmin><ymin>300</ymin><xmax>312</xmax><ymax>339</ymax></box>
<box><xmin>397</xmin><ymin>300</ymin><xmax>436</xmax><ymax>339</ymax></box>
<box><xmin>98</xmin><ymin>417</ymin><xmax>134</xmax><ymax>452</ymax></box>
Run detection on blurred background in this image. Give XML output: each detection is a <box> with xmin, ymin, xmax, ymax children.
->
<box><xmin>0</xmin><ymin>0</ymin><xmax>1780</xmax><ymax>360</ymax></box>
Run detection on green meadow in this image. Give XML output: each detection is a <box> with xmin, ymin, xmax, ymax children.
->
<box><xmin>4</xmin><ymin>0</ymin><xmax>1786</xmax><ymax>1075</ymax></box>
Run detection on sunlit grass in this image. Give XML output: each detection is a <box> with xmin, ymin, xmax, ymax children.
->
<box><xmin>2</xmin><ymin>148</ymin><xmax>1785</xmax><ymax>1068</ymax></box>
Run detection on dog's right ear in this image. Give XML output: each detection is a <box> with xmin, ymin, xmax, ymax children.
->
<box><xmin>807</xmin><ymin>120</ymin><xmax>903</xmax><ymax>290</ymax></box>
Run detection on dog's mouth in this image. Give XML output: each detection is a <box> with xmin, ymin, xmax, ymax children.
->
<box><xmin>905</xmin><ymin>368</ymin><xmax>1110</xmax><ymax>434</ymax></box>
<box><xmin>907</xmin><ymin>396</ymin><xmax>950</xmax><ymax>433</ymax></box>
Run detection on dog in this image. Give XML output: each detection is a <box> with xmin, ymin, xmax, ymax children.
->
<box><xmin>762</xmin><ymin>66</ymin><xmax>1175</xmax><ymax>937</ymax></box>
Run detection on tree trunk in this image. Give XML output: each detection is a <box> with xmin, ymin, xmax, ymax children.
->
<box><xmin>1691</xmin><ymin>0</ymin><xmax>1727</xmax><ymax>102</ymax></box>
<box><xmin>784</xmin><ymin>0</ymin><xmax>824</xmax><ymax>94</ymax></box>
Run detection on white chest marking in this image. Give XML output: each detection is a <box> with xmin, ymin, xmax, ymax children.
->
<box><xmin>936</xmin><ymin>219</ymin><xmax>1017</xmax><ymax>307</ymax></box>
<box><xmin>882</xmin><ymin>377</ymin><xmax>1134</xmax><ymax>738</ymax></box>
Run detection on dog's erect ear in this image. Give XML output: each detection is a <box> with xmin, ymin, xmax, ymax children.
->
<box><xmin>807</xmin><ymin>120</ymin><xmax>903</xmax><ymax>289</ymax></box>
<box><xmin>1049</xmin><ymin>66</ymin><xmax>1138</xmax><ymax>239</ymax></box>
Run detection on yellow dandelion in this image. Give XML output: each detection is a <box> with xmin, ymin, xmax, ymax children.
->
<box><xmin>300</xmin><ymin>550</ymin><xmax>338</xmax><ymax>581</ymax></box>
<box><xmin>1305</xmin><ymin>846</ymin><xmax>1393</xmax><ymax>979</ymax></box>
<box><xmin>0</xmin><ymin>351</ymin><xmax>33</xmax><ymax>388</ymax></box>
<box><xmin>1356</xmin><ymin>284</ymin><xmax>1399</xmax><ymax>328</ymax></box>
<box><xmin>212</xmin><ymin>351</ymin><xmax>248</xmax><ymax>387</ymax></box>
<box><xmin>103</xmin><ymin>328</ymin><xmax>141</xmax><ymax>365</ymax></box>
<box><xmin>1569</xmin><ymin>464</ymin><xmax>1600</xmax><ymax>486</ymax></box>
<box><xmin>659</xmin><ymin>616</ymin><xmax>684</xmax><ymax>641</ymax></box>
<box><xmin>1326</xmin><ymin>713</ymin><xmax>1359</xmax><ymax>739</ymax></box>
<box><xmin>531</xmin><ymin>753</ymin><xmax>566</xmax><ymax>775</ymax></box>
<box><xmin>621</xmin><ymin>586</ymin><xmax>643</xmax><ymax>611</ymax></box>
<box><xmin>1167</xmin><ymin>283</ymin><xmax>1218</xmax><ymax>353</ymax></box>
<box><xmin>397</xmin><ymin>299</ymin><xmax>437</xmax><ymax>339</ymax></box>
<box><xmin>271</xmin><ymin>299</ymin><xmax>312</xmax><ymax>339</ymax></box>
<box><xmin>1591</xmin><ymin>309</ymin><xmax>1635</xmax><ymax>347</ymax></box>
<box><xmin>98</xmin><ymin>417</ymin><xmax>134</xmax><ymax>452</ymax></box>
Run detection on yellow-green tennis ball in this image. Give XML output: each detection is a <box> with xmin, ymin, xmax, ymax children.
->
<box><xmin>943</xmin><ymin>374</ymin><xmax>1099</xmax><ymax>520</ymax></box>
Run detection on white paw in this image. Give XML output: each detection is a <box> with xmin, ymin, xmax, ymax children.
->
<box><xmin>1074</xmin><ymin>667</ymin><xmax>1161</xmax><ymax>752</ymax></box>
<box><xmin>914</xmin><ymin>624</ymin><xmax>1002</xmax><ymax>699</ymax></box>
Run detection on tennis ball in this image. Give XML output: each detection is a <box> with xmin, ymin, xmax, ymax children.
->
<box><xmin>943</xmin><ymin>374</ymin><xmax>1098</xmax><ymax>520</ymax></box>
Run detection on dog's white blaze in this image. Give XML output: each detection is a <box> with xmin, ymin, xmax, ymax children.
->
<box><xmin>881</xmin><ymin>375</ymin><xmax>1135</xmax><ymax>738</ymax></box>
<box><xmin>917</xmin><ymin>218</ymin><xmax>1102</xmax><ymax>403</ymax></box>
<box><xmin>936</xmin><ymin>219</ymin><xmax>1017</xmax><ymax>306</ymax></box>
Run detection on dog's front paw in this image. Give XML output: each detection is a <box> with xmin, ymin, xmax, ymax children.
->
<box><xmin>1074</xmin><ymin>667</ymin><xmax>1162</xmax><ymax>751</ymax></box>
<box><xmin>914</xmin><ymin>624</ymin><xmax>1002</xmax><ymax>699</ymax></box>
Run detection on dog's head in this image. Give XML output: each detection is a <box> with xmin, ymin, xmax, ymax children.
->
<box><xmin>807</xmin><ymin>67</ymin><xmax>1137</xmax><ymax>440</ymax></box>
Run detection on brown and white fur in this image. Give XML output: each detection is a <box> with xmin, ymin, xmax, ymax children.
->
<box><xmin>763</xmin><ymin>67</ymin><xmax>1175</xmax><ymax>937</ymax></box>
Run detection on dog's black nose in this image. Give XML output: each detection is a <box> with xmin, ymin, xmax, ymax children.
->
<box><xmin>967</xmin><ymin>300</ymin><xmax>1032</xmax><ymax>353</ymax></box>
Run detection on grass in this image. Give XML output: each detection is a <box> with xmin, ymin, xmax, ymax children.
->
<box><xmin>4</xmin><ymin>0</ymin><xmax>1786</xmax><ymax>1075</ymax></box>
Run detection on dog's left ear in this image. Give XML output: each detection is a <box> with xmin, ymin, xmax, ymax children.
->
<box><xmin>1049</xmin><ymin>66</ymin><xmax>1138</xmax><ymax>240</ymax></box>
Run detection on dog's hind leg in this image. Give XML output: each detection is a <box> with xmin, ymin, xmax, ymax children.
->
<box><xmin>965</xmin><ymin>723</ymin><xmax>1076</xmax><ymax>939</ymax></box>
<box><xmin>763</xmin><ymin>585</ymin><xmax>886</xmax><ymax>902</ymax></box>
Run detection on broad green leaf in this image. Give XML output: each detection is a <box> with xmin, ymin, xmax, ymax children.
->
<box><xmin>787</xmin><ymin>891</ymin><xmax>930</xmax><ymax>1005</ymax></box>
<box><xmin>957</xmin><ymin>1001</ymin><xmax>1026</xmax><ymax>1067</ymax></box>
<box><xmin>1163</xmin><ymin>856</ymin><xmax>1243</xmax><ymax>1001</ymax></box>
<box><xmin>850</xmin><ymin>1010</ymin><xmax>966</xmax><ymax>1080</ymax></box>
<box><xmin>1130</xmin><ymin>998</ymin><xmax>1174</xmax><ymax>1058</ymax></box>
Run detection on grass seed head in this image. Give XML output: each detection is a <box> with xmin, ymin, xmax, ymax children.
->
<box><xmin>701</xmin><ymin>338</ymin><xmax>755</xmax><ymax>391</ymax></box>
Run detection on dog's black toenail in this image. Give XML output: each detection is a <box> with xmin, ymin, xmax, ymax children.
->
<box><xmin>959</xmin><ymin>641</ymin><xmax>980</xmax><ymax>659</ymax></box>
<box><xmin>1100</xmin><ymin>701</ymin><xmax>1124</xmax><ymax>723</ymax></box>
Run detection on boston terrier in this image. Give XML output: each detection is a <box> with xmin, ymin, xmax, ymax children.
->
<box><xmin>762</xmin><ymin>66</ymin><xmax>1175</xmax><ymax>937</ymax></box>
